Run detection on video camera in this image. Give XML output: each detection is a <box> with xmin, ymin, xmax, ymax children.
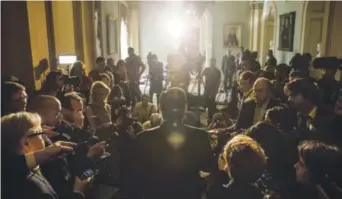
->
<box><xmin>63</xmin><ymin>74</ymin><xmax>81</xmax><ymax>86</ymax></box>
<box><xmin>313</xmin><ymin>57</ymin><xmax>342</xmax><ymax>70</ymax></box>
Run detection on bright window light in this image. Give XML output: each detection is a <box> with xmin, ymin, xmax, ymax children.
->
<box><xmin>167</xmin><ymin>18</ymin><xmax>184</xmax><ymax>39</ymax></box>
<box><xmin>58</xmin><ymin>55</ymin><xmax>77</xmax><ymax>64</ymax></box>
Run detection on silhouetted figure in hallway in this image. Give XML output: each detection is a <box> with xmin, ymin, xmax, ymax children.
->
<box><xmin>125</xmin><ymin>47</ymin><xmax>146</xmax><ymax>108</ymax></box>
<box><xmin>202</xmin><ymin>58</ymin><xmax>221</xmax><ymax>123</ymax></box>
<box><xmin>265</xmin><ymin>50</ymin><xmax>277</xmax><ymax>69</ymax></box>
<box><xmin>222</xmin><ymin>50</ymin><xmax>236</xmax><ymax>90</ymax></box>
<box><xmin>147</xmin><ymin>53</ymin><xmax>163</xmax><ymax>105</ymax></box>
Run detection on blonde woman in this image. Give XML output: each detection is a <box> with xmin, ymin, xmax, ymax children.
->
<box><xmin>85</xmin><ymin>81</ymin><xmax>112</xmax><ymax>128</ymax></box>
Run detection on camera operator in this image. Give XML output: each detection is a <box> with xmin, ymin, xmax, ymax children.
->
<box><xmin>222</xmin><ymin>50</ymin><xmax>236</xmax><ymax>90</ymax></box>
<box><xmin>40</xmin><ymin>70</ymin><xmax>71</xmax><ymax>100</ymax></box>
<box><xmin>148</xmin><ymin>53</ymin><xmax>164</xmax><ymax>105</ymax></box>
<box><xmin>27</xmin><ymin>95</ymin><xmax>107</xmax><ymax>199</ymax></box>
<box><xmin>314</xmin><ymin>57</ymin><xmax>341</xmax><ymax>111</ymax></box>
<box><xmin>125</xmin><ymin>47</ymin><xmax>146</xmax><ymax>108</ymax></box>
<box><xmin>133</xmin><ymin>87</ymin><xmax>217</xmax><ymax>199</ymax></box>
<box><xmin>201</xmin><ymin>58</ymin><xmax>221</xmax><ymax>123</ymax></box>
<box><xmin>69</xmin><ymin>61</ymin><xmax>92</xmax><ymax>100</ymax></box>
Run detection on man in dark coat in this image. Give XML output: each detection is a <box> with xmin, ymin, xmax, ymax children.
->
<box><xmin>286</xmin><ymin>78</ymin><xmax>336</xmax><ymax>143</ymax></box>
<box><xmin>148</xmin><ymin>54</ymin><xmax>164</xmax><ymax>105</ymax></box>
<box><xmin>226</xmin><ymin>78</ymin><xmax>282</xmax><ymax>132</ymax></box>
<box><xmin>134</xmin><ymin>87</ymin><xmax>217</xmax><ymax>199</ymax></box>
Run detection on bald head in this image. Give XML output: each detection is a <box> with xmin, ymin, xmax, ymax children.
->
<box><xmin>28</xmin><ymin>95</ymin><xmax>62</xmax><ymax>126</ymax></box>
<box><xmin>253</xmin><ymin>78</ymin><xmax>272</xmax><ymax>105</ymax></box>
<box><xmin>159</xmin><ymin>87</ymin><xmax>187</xmax><ymax>121</ymax></box>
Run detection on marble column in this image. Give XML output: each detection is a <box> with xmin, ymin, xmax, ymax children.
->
<box><xmin>128</xmin><ymin>2</ymin><xmax>141</xmax><ymax>55</ymax></box>
<box><xmin>249</xmin><ymin>1</ymin><xmax>263</xmax><ymax>53</ymax></box>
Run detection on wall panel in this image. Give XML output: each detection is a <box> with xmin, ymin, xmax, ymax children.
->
<box><xmin>27</xmin><ymin>1</ymin><xmax>50</xmax><ymax>89</ymax></box>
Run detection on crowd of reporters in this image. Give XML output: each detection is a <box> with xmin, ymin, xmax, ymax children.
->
<box><xmin>2</xmin><ymin>47</ymin><xmax>342</xmax><ymax>199</ymax></box>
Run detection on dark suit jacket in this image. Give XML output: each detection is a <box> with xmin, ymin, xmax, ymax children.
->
<box><xmin>22</xmin><ymin>171</ymin><xmax>58</xmax><ymax>199</ymax></box>
<box><xmin>134</xmin><ymin>122</ymin><xmax>217</xmax><ymax>199</ymax></box>
<box><xmin>5</xmin><ymin>170</ymin><xmax>58</xmax><ymax>199</ymax></box>
<box><xmin>309</xmin><ymin>106</ymin><xmax>336</xmax><ymax>143</ymax></box>
<box><xmin>234</xmin><ymin>98</ymin><xmax>282</xmax><ymax>131</ymax></box>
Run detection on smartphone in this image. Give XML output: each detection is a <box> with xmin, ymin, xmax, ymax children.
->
<box><xmin>79</xmin><ymin>169</ymin><xmax>95</xmax><ymax>180</ymax></box>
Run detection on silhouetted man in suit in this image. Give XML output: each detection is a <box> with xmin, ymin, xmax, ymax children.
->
<box><xmin>286</xmin><ymin>78</ymin><xmax>335</xmax><ymax>143</ymax></box>
<box><xmin>134</xmin><ymin>87</ymin><xmax>216</xmax><ymax>199</ymax></box>
<box><xmin>148</xmin><ymin>54</ymin><xmax>164</xmax><ymax>105</ymax></box>
<box><xmin>126</xmin><ymin>47</ymin><xmax>146</xmax><ymax>108</ymax></box>
<box><xmin>202</xmin><ymin>58</ymin><xmax>221</xmax><ymax>122</ymax></box>
<box><xmin>222</xmin><ymin>50</ymin><xmax>236</xmax><ymax>90</ymax></box>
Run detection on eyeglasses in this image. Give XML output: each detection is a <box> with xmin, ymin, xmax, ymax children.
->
<box><xmin>27</xmin><ymin>132</ymin><xmax>46</xmax><ymax>138</ymax></box>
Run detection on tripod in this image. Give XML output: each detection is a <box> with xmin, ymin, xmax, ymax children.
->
<box><xmin>190</xmin><ymin>76</ymin><xmax>205</xmax><ymax>96</ymax></box>
<box><xmin>143</xmin><ymin>74</ymin><xmax>150</xmax><ymax>95</ymax></box>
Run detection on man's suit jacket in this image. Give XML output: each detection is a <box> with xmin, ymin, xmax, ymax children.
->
<box><xmin>305</xmin><ymin>106</ymin><xmax>336</xmax><ymax>143</ymax></box>
<box><xmin>22</xmin><ymin>171</ymin><xmax>58</xmax><ymax>199</ymax></box>
<box><xmin>235</xmin><ymin>98</ymin><xmax>282</xmax><ymax>131</ymax></box>
<box><xmin>134</xmin><ymin>122</ymin><xmax>217</xmax><ymax>199</ymax></box>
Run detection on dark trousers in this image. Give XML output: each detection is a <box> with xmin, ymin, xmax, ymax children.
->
<box><xmin>129</xmin><ymin>81</ymin><xmax>142</xmax><ymax>108</ymax></box>
<box><xmin>150</xmin><ymin>80</ymin><xmax>163</xmax><ymax>105</ymax></box>
<box><xmin>204</xmin><ymin>91</ymin><xmax>217</xmax><ymax>122</ymax></box>
<box><xmin>223</xmin><ymin>73</ymin><xmax>233</xmax><ymax>90</ymax></box>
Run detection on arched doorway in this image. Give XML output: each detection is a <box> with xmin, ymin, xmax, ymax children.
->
<box><xmin>301</xmin><ymin>1</ymin><xmax>331</xmax><ymax>80</ymax></box>
<box><xmin>120</xmin><ymin>18</ymin><xmax>128</xmax><ymax>59</ymax></box>
<box><xmin>301</xmin><ymin>1</ymin><xmax>330</xmax><ymax>57</ymax></box>
<box><xmin>260</xmin><ymin>3</ymin><xmax>276</xmax><ymax>66</ymax></box>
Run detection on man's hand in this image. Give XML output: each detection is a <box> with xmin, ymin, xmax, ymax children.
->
<box><xmin>73</xmin><ymin>176</ymin><xmax>92</xmax><ymax>197</ymax></box>
<box><xmin>42</xmin><ymin>125</ymin><xmax>59</xmax><ymax>138</ymax></box>
<box><xmin>62</xmin><ymin>84</ymin><xmax>74</xmax><ymax>93</ymax></box>
<box><xmin>34</xmin><ymin>141</ymin><xmax>75</xmax><ymax>165</ymax></box>
<box><xmin>86</xmin><ymin>141</ymin><xmax>108</xmax><ymax>158</ymax></box>
<box><xmin>334</xmin><ymin>100</ymin><xmax>342</xmax><ymax>116</ymax></box>
<box><xmin>126</xmin><ymin>125</ymin><xmax>136</xmax><ymax>139</ymax></box>
<box><xmin>45</xmin><ymin>141</ymin><xmax>75</xmax><ymax>158</ymax></box>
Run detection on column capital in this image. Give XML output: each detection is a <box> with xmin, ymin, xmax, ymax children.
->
<box><xmin>250</xmin><ymin>1</ymin><xmax>264</xmax><ymax>10</ymax></box>
<box><xmin>127</xmin><ymin>1</ymin><xmax>139</xmax><ymax>10</ymax></box>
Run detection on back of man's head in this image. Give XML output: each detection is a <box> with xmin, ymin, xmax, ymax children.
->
<box><xmin>60</xmin><ymin>92</ymin><xmax>84</xmax><ymax>110</ymax></box>
<box><xmin>240</xmin><ymin>71</ymin><xmax>256</xmax><ymax>84</ymax></box>
<box><xmin>246</xmin><ymin>121</ymin><xmax>287</xmax><ymax>163</ymax></box>
<box><xmin>159</xmin><ymin>87</ymin><xmax>187</xmax><ymax>121</ymax></box>
<box><xmin>96</xmin><ymin>57</ymin><xmax>105</xmax><ymax>64</ymax></box>
<box><xmin>28</xmin><ymin>95</ymin><xmax>59</xmax><ymax>116</ymax></box>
